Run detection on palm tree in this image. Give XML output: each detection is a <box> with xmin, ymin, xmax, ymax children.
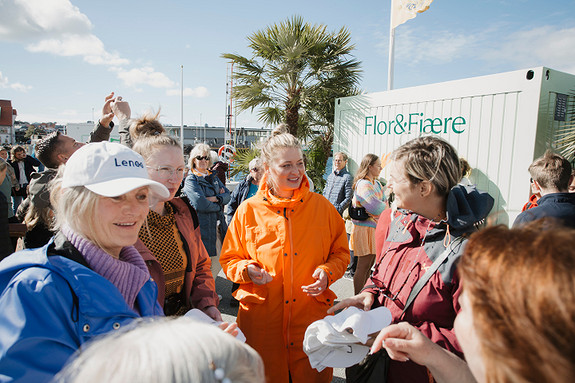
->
<box><xmin>555</xmin><ymin>94</ymin><xmax>575</xmax><ymax>163</ymax></box>
<box><xmin>222</xmin><ymin>16</ymin><xmax>362</xmax><ymax>187</ymax></box>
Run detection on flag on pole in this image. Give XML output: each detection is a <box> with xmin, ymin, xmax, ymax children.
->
<box><xmin>391</xmin><ymin>0</ymin><xmax>434</xmax><ymax>29</ymax></box>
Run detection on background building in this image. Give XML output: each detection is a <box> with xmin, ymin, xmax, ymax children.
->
<box><xmin>0</xmin><ymin>100</ymin><xmax>17</xmax><ymax>145</ymax></box>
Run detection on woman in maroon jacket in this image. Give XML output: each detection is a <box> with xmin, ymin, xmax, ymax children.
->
<box><xmin>330</xmin><ymin>136</ymin><xmax>493</xmax><ymax>383</ymax></box>
<box><xmin>131</xmin><ymin>114</ymin><xmax>220</xmax><ymax>319</ymax></box>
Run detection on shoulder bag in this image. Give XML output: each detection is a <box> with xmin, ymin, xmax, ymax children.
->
<box><xmin>345</xmin><ymin>236</ymin><xmax>464</xmax><ymax>383</ymax></box>
<box><xmin>348</xmin><ymin>205</ymin><xmax>369</xmax><ymax>221</ymax></box>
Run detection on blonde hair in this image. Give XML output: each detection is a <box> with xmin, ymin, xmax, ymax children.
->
<box><xmin>54</xmin><ymin>317</ymin><xmax>265</xmax><ymax>383</ymax></box>
<box><xmin>459</xmin><ymin>223</ymin><xmax>575</xmax><ymax>383</ymax></box>
<box><xmin>189</xmin><ymin>143</ymin><xmax>212</xmax><ymax>169</ymax></box>
<box><xmin>391</xmin><ymin>136</ymin><xmax>460</xmax><ymax>197</ymax></box>
<box><xmin>259</xmin><ymin>124</ymin><xmax>303</xmax><ymax>193</ymax></box>
<box><xmin>128</xmin><ymin>110</ymin><xmax>164</xmax><ymax>141</ymax></box>
<box><xmin>50</xmin><ymin>171</ymin><xmax>102</xmax><ymax>245</ymax></box>
<box><xmin>132</xmin><ymin>134</ymin><xmax>182</xmax><ymax>164</ymax></box>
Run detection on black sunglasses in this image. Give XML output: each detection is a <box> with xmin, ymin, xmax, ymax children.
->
<box><xmin>195</xmin><ymin>156</ymin><xmax>210</xmax><ymax>161</ymax></box>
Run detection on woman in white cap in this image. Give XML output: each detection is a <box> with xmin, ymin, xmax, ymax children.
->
<box><xmin>0</xmin><ymin>142</ymin><xmax>170</xmax><ymax>383</ymax></box>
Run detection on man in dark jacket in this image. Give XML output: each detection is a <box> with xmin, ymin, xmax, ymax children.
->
<box><xmin>8</xmin><ymin>145</ymin><xmax>41</xmax><ymax>214</ymax></box>
<box><xmin>225</xmin><ymin>157</ymin><xmax>263</xmax><ymax>225</ymax></box>
<box><xmin>15</xmin><ymin>92</ymin><xmax>117</xmax><ymax>238</ymax></box>
<box><xmin>0</xmin><ymin>160</ymin><xmax>13</xmax><ymax>259</ymax></box>
<box><xmin>513</xmin><ymin>150</ymin><xmax>575</xmax><ymax>228</ymax></box>
<box><xmin>323</xmin><ymin>152</ymin><xmax>354</xmax><ymax>276</ymax></box>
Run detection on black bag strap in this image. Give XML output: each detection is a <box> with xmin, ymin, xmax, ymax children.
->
<box><xmin>400</xmin><ymin>236</ymin><xmax>464</xmax><ymax>318</ymax></box>
<box><xmin>178</xmin><ymin>195</ymin><xmax>200</xmax><ymax>229</ymax></box>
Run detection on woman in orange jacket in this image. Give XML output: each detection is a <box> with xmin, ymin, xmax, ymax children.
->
<box><xmin>220</xmin><ymin>126</ymin><xmax>349</xmax><ymax>383</ymax></box>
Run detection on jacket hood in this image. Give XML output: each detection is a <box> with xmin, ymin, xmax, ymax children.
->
<box><xmin>257</xmin><ymin>172</ymin><xmax>310</xmax><ymax>208</ymax></box>
<box><xmin>446</xmin><ymin>184</ymin><xmax>494</xmax><ymax>231</ymax></box>
<box><xmin>390</xmin><ymin>184</ymin><xmax>494</xmax><ymax>245</ymax></box>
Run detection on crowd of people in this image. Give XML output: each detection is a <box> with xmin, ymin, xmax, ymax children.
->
<box><xmin>0</xmin><ymin>92</ymin><xmax>574</xmax><ymax>383</ymax></box>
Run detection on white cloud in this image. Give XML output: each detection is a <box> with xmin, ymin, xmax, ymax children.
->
<box><xmin>0</xmin><ymin>0</ymin><xmax>184</xmax><ymax>90</ymax></box>
<box><xmin>483</xmin><ymin>26</ymin><xmax>575</xmax><ymax>74</ymax></box>
<box><xmin>115</xmin><ymin>67</ymin><xmax>176</xmax><ymax>89</ymax></box>
<box><xmin>375</xmin><ymin>24</ymin><xmax>575</xmax><ymax>74</ymax></box>
<box><xmin>27</xmin><ymin>34</ymin><xmax>129</xmax><ymax>66</ymax></box>
<box><xmin>0</xmin><ymin>71</ymin><xmax>32</xmax><ymax>91</ymax></box>
<box><xmin>166</xmin><ymin>86</ymin><xmax>210</xmax><ymax>98</ymax></box>
<box><xmin>0</xmin><ymin>0</ymin><xmax>129</xmax><ymax>67</ymax></box>
<box><xmin>0</xmin><ymin>0</ymin><xmax>91</xmax><ymax>42</ymax></box>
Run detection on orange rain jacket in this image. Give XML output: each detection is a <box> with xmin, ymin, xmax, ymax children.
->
<box><xmin>220</xmin><ymin>174</ymin><xmax>349</xmax><ymax>383</ymax></box>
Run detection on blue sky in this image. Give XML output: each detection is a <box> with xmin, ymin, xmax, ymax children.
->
<box><xmin>1</xmin><ymin>0</ymin><xmax>574</xmax><ymax>128</ymax></box>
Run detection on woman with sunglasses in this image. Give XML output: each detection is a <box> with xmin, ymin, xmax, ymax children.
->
<box><xmin>130</xmin><ymin>118</ymin><xmax>220</xmax><ymax>320</ymax></box>
<box><xmin>330</xmin><ymin>136</ymin><xmax>493</xmax><ymax>383</ymax></box>
<box><xmin>183</xmin><ymin>144</ymin><xmax>230</xmax><ymax>277</ymax></box>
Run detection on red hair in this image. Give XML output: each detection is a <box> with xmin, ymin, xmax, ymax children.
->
<box><xmin>459</xmin><ymin>222</ymin><xmax>575</xmax><ymax>383</ymax></box>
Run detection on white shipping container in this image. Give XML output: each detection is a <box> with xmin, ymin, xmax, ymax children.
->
<box><xmin>333</xmin><ymin>67</ymin><xmax>575</xmax><ymax>226</ymax></box>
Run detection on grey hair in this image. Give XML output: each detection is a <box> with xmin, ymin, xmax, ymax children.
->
<box><xmin>54</xmin><ymin>317</ymin><xmax>265</xmax><ymax>383</ymax></box>
<box><xmin>188</xmin><ymin>143</ymin><xmax>212</xmax><ymax>169</ymax></box>
<box><xmin>333</xmin><ymin>152</ymin><xmax>348</xmax><ymax>161</ymax></box>
<box><xmin>209</xmin><ymin>150</ymin><xmax>220</xmax><ymax>164</ymax></box>
<box><xmin>248</xmin><ymin>157</ymin><xmax>262</xmax><ymax>170</ymax></box>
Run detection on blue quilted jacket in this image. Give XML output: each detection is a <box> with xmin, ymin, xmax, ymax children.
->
<box><xmin>0</xmin><ymin>233</ymin><xmax>163</xmax><ymax>382</ymax></box>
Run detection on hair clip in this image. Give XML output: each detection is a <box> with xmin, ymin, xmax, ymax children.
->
<box><xmin>210</xmin><ymin>361</ymin><xmax>231</xmax><ymax>383</ymax></box>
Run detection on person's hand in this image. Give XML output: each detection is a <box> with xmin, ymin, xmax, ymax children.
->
<box><xmin>206</xmin><ymin>196</ymin><xmax>218</xmax><ymax>203</ymax></box>
<box><xmin>370</xmin><ymin>322</ymin><xmax>438</xmax><ymax>365</ymax></box>
<box><xmin>111</xmin><ymin>96</ymin><xmax>131</xmax><ymax>121</ymax></box>
<box><xmin>327</xmin><ymin>291</ymin><xmax>374</xmax><ymax>314</ymax></box>
<box><xmin>219</xmin><ymin>187</ymin><xmax>225</xmax><ymax>194</ymax></box>
<box><xmin>203</xmin><ymin>305</ymin><xmax>223</xmax><ymax>322</ymax></box>
<box><xmin>100</xmin><ymin>92</ymin><xmax>115</xmax><ymax>128</ymax></box>
<box><xmin>218</xmin><ymin>321</ymin><xmax>239</xmax><ymax>338</ymax></box>
<box><xmin>247</xmin><ymin>264</ymin><xmax>273</xmax><ymax>285</ymax></box>
<box><xmin>301</xmin><ymin>268</ymin><xmax>328</xmax><ymax>296</ymax></box>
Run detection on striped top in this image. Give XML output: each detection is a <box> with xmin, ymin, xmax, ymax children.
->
<box><xmin>352</xmin><ymin>179</ymin><xmax>386</xmax><ymax>228</ymax></box>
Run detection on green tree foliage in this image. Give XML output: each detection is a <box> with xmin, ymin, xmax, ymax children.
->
<box><xmin>24</xmin><ymin>125</ymin><xmax>45</xmax><ymax>139</ymax></box>
<box><xmin>222</xmin><ymin>15</ymin><xmax>362</xmax><ymax>189</ymax></box>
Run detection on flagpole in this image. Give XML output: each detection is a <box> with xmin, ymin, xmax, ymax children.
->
<box><xmin>387</xmin><ymin>0</ymin><xmax>395</xmax><ymax>91</ymax></box>
<box><xmin>180</xmin><ymin>65</ymin><xmax>184</xmax><ymax>152</ymax></box>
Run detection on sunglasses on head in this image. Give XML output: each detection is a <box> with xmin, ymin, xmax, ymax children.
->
<box><xmin>195</xmin><ymin>156</ymin><xmax>210</xmax><ymax>161</ymax></box>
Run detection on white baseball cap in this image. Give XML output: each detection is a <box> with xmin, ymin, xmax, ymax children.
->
<box><xmin>62</xmin><ymin>141</ymin><xmax>169</xmax><ymax>201</ymax></box>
